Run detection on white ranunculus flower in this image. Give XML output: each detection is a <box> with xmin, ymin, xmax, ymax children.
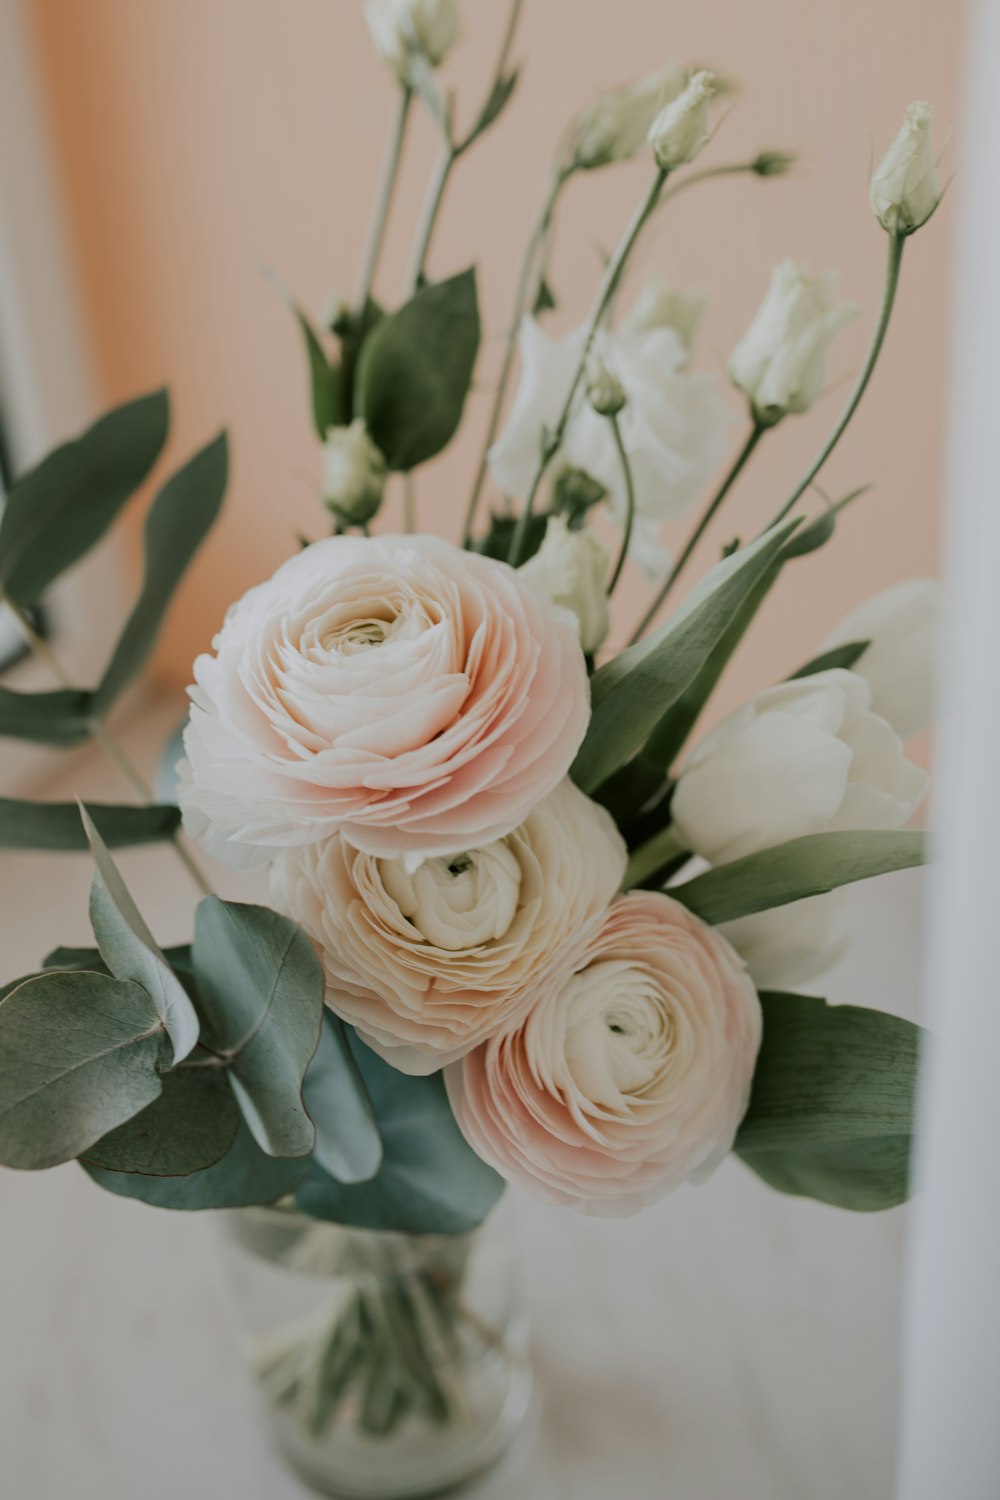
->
<box><xmin>823</xmin><ymin>579</ymin><xmax>941</xmax><ymax>740</ymax></box>
<box><xmin>648</xmin><ymin>70</ymin><xmax>716</xmax><ymax>170</ymax></box>
<box><xmin>870</xmin><ymin>101</ymin><xmax>943</xmax><ymax>236</ymax></box>
<box><xmin>624</xmin><ymin>274</ymin><xmax>708</xmax><ymax>361</ymax></box>
<box><xmin>519</xmin><ymin>515</ymin><xmax>611</xmax><ymax>655</ymax></box>
<box><xmin>720</xmin><ymin>890</ymin><xmax>850</xmax><ymax>990</ymax></box>
<box><xmin>363</xmin><ymin>0</ymin><xmax>460</xmax><ymax>80</ymax></box>
<box><xmin>567</xmin><ymin>65</ymin><xmax>689</xmax><ymax>171</ymax></box>
<box><xmin>671</xmin><ymin>668</ymin><xmax>928</xmax><ymax>866</ymax></box>
<box><xmin>268</xmin><ymin>779</ymin><xmax>627</xmax><ymax>1073</ymax></box>
<box><xmin>322</xmin><ymin>419</ymin><xmax>386</xmax><ymax>526</ymax></box>
<box><xmin>489</xmin><ymin>318</ymin><xmax>729</xmax><ymax>568</ymax></box>
<box><xmin>728</xmin><ymin>261</ymin><xmax>860</xmax><ymax>423</ymax></box>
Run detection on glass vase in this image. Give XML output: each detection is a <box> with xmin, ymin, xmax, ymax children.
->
<box><xmin>219</xmin><ymin>1199</ymin><xmax>532</xmax><ymax>1499</ymax></box>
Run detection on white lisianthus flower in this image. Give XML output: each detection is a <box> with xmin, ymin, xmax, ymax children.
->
<box><xmin>624</xmin><ymin>274</ymin><xmax>708</xmax><ymax>361</ymax></box>
<box><xmin>870</xmin><ymin>102</ymin><xmax>943</xmax><ymax>236</ymax></box>
<box><xmin>268</xmin><ymin>779</ymin><xmax>627</xmax><ymax>1074</ymax></box>
<box><xmin>567</xmin><ymin>64</ymin><xmax>689</xmax><ymax>171</ymax></box>
<box><xmin>728</xmin><ymin>261</ymin><xmax>861</xmax><ymax>423</ymax></box>
<box><xmin>648</xmin><ymin>70</ymin><xmax>716</xmax><ymax>170</ymax></box>
<box><xmin>363</xmin><ymin>0</ymin><xmax>460</xmax><ymax>80</ymax></box>
<box><xmin>671</xmin><ymin>668</ymin><xmax>928</xmax><ymax>866</ymax></box>
<box><xmin>823</xmin><ymin>579</ymin><xmax>942</xmax><ymax>740</ymax></box>
<box><xmin>720</xmin><ymin>890</ymin><xmax>850</xmax><ymax>990</ymax></box>
<box><xmin>489</xmin><ymin>318</ymin><xmax>729</xmax><ymax>569</ymax></box>
<box><xmin>322</xmin><ymin>419</ymin><xmax>387</xmax><ymax>526</ymax></box>
<box><xmin>519</xmin><ymin>515</ymin><xmax>611</xmax><ymax>654</ymax></box>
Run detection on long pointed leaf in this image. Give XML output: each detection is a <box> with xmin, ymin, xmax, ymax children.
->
<box><xmin>0</xmin><ymin>686</ymin><xmax>93</xmax><ymax>746</ymax></box>
<box><xmin>0</xmin><ymin>798</ymin><xmax>180</xmax><ymax>850</ymax></box>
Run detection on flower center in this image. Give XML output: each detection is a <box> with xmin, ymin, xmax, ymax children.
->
<box><xmin>378</xmin><ymin>840</ymin><xmax>522</xmax><ymax>951</ymax></box>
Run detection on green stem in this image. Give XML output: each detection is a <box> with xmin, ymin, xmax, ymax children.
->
<box><xmin>624</xmin><ymin>824</ymin><xmax>688</xmax><ymax>890</ymax></box>
<box><xmin>508</xmin><ymin>166</ymin><xmax>668</xmax><ymax>567</ymax></box>
<box><xmin>628</xmin><ymin>422</ymin><xmax>765</xmax><ymax>643</ymax></box>
<box><xmin>760</xmin><ymin>232</ymin><xmax>905</xmax><ymax>535</ymax></box>
<box><xmin>606</xmin><ymin>412</ymin><xmax>635</xmax><ymax>596</ymax></box>
<box><xmin>355</xmin><ymin>86</ymin><xmax>414</xmax><ymax>314</ymax></box>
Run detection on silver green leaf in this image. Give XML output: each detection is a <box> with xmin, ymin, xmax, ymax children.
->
<box><xmin>303</xmin><ymin>1014</ymin><xmax>383</xmax><ymax>1185</ymax></box>
<box><xmin>82</xmin><ymin>1067</ymin><xmax>240</xmax><ymax>1178</ymax></box>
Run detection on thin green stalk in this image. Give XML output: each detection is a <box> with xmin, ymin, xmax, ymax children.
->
<box><xmin>624</xmin><ymin>825</ymin><xmax>688</xmax><ymax>890</ymax></box>
<box><xmin>628</xmin><ymin>422</ymin><xmax>765</xmax><ymax>643</ymax></box>
<box><xmin>508</xmin><ymin>166</ymin><xmax>669</xmax><ymax>567</ymax></box>
<box><xmin>356</xmin><ymin>86</ymin><xmax>414</xmax><ymax>314</ymax></box>
<box><xmin>760</xmin><ymin>232</ymin><xmax>905</xmax><ymax>535</ymax></box>
<box><xmin>606</xmin><ymin>413</ymin><xmax>635</xmax><ymax>596</ymax></box>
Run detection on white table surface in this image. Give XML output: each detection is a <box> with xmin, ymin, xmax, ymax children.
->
<box><xmin>0</xmin><ymin>699</ymin><xmax>923</xmax><ymax>1500</ymax></box>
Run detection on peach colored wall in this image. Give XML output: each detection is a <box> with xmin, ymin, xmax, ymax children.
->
<box><xmin>26</xmin><ymin>0</ymin><xmax>960</xmax><ymax>718</ymax></box>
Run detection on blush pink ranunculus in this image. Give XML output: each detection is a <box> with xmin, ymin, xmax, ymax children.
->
<box><xmin>446</xmin><ymin>891</ymin><xmax>762</xmax><ymax>1215</ymax></box>
<box><xmin>179</xmin><ymin>534</ymin><xmax>590</xmax><ymax>865</ymax></box>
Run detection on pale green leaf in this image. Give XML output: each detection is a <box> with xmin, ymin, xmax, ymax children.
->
<box><xmin>85</xmin><ymin>1118</ymin><xmax>310</xmax><ymax>1209</ymax></box>
<box><xmin>0</xmin><ymin>798</ymin><xmax>180</xmax><ymax>850</ymax></box>
<box><xmin>303</xmin><ymin>1014</ymin><xmax>383</xmax><ymax>1184</ymax></box>
<box><xmin>82</xmin><ymin>1067</ymin><xmax>240</xmax><ymax>1177</ymax></box>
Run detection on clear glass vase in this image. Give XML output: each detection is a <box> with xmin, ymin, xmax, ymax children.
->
<box><xmin>219</xmin><ymin>1198</ymin><xmax>532</xmax><ymax>1499</ymax></box>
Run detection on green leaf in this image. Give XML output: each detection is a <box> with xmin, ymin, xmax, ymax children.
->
<box><xmin>671</xmin><ymin>830</ymin><xmax>929</xmax><ymax>925</ymax></box>
<box><xmin>572</xmin><ymin>522</ymin><xmax>799</xmax><ymax>793</ymax></box>
<box><xmin>155</xmin><ymin>717</ymin><xmax>187</xmax><ymax>804</ymax></box>
<box><xmin>736</xmin><ymin>992</ymin><xmax>922</xmax><ymax>1211</ymax></box>
<box><xmin>468</xmin><ymin>69</ymin><xmax>519</xmax><ymax>141</ymax></box>
<box><xmin>93</xmin><ymin>434</ymin><xmax>228</xmax><ymax>715</ymax></box>
<box><xmin>533</xmin><ymin>278</ymin><xmax>557</xmax><ymax>315</ymax></box>
<box><xmin>81</xmin><ymin>806</ymin><xmax>200</xmax><ymax>1064</ymax></box>
<box><xmin>0</xmin><ymin>798</ymin><xmax>180</xmax><ymax>850</ymax></box>
<box><xmin>0</xmin><ymin>685</ymin><xmax>93</xmax><ymax>746</ymax></box>
<box><xmin>191</xmin><ymin>898</ymin><xmax>325</xmax><ymax>1159</ymax></box>
<box><xmin>303</xmin><ymin>1014</ymin><xmax>383</xmax><ymax>1185</ymax></box>
<box><xmin>296</xmin><ymin>1032</ymin><xmax>504</xmax><ymax>1235</ymax></box>
<box><xmin>0</xmin><ymin>970</ymin><xmax>164</xmax><ymax>1169</ymax></box>
<box><xmin>474</xmin><ymin>509</ymin><xmax>548</xmax><ymax>563</ymax></box>
<box><xmin>82</xmin><ymin>1066</ymin><xmax>240</xmax><ymax>1177</ymax></box>
<box><xmin>0</xmin><ymin>390</ymin><xmax>169</xmax><ymax>608</ymax></box>
<box><xmin>295</xmin><ymin>304</ymin><xmax>342</xmax><ymax>439</ymax></box>
<box><xmin>789</xmin><ymin>641</ymin><xmax>870</xmax><ymax>680</ymax></box>
<box><xmin>44</xmin><ymin>942</ymin><xmax>192</xmax><ymax>975</ymax></box>
<box><xmin>84</xmin><ymin>1118</ymin><xmax>311</xmax><ymax>1210</ymax></box>
<box><xmin>357</xmin><ymin>269</ymin><xmax>480</xmax><ymax>471</ymax></box>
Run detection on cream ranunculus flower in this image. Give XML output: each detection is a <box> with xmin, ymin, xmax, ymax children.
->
<box><xmin>519</xmin><ymin>515</ymin><xmax>611</xmax><ymax>655</ymax></box>
<box><xmin>567</xmin><ymin>64</ymin><xmax>689</xmax><ymax>171</ymax></box>
<box><xmin>268</xmin><ymin>779</ymin><xmax>627</xmax><ymax>1074</ymax></box>
<box><xmin>870</xmin><ymin>101</ymin><xmax>943</xmax><ymax>236</ymax></box>
<box><xmin>179</xmin><ymin>534</ymin><xmax>590</xmax><ymax>866</ymax></box>
<box><xmin>648</xmin><ymin>70</ymin><xmax>716</xmax><ymax>170</ymax></box>
<box><xmin>322</xmin><ymin>419</ymin><xmax>387</xmax><ymax>527</ymax></box>
<box><xmin>720</xmin><ymin>890</ymin><xmax>850</xmax><ymax>990</ymax></box>
<box><xmin>822</xmin><ymin>578</ymin><xmax>941</xmax><ymax>740</ymax></box>
<box><xmin>363</xmin><ymin>0</ymin><xmax>460</xmax><ymax>80</ymax></box>
<box><xmin>624</xmin><ymin>274</ymin><xmax>708</xmax><ymax>362</ymax></box>
<box><xmin>670</xmin><ymin>668</ymin><xmax>928</xmax><ymax>866</ymax></box>
<box><xmin>446</xmin><ymin>890</ymin><xmax>762</xmax><ymax>1214</ymax></box>
<box><xmin>728</xmin><ymin>261</ymin><xmax>860</xmax><ymax>424</ymax></box>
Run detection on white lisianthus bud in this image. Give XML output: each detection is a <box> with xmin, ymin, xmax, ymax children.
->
<box><xmin>870</xmin><ymin>101</ymin><xmax>943</xmax><ymax>236</ymax></box>
<box><xmin>648</xmin><ymin>70</ymin><xmax>716</xmax><ymax>170</ymax></box>
<box><xmin>519</xmin><ymin>515</ymin><xmax>611</xmax><ymax>655</ymax></box>
<box><xmin>721</xmin><ymin>890</ymin><xmax>850</xmax><ymax>990</ymax></box>
<box><xmin>822</xmin><ymin>578</ymin><xmax>942</xmax><ymax>740</ymax></box>
<box><xmin>322</xmin><ymin>419</ymin><xmax>387</xmax><ymax>526</ymax></box>
<box><xmin>624</xmin><ymin>274</ymin><xmax>708</xmax><ymax>360</ymax></box>
<box><xmin>728</xmin><ymin>261</ymin><xmax>861</xmax><ymax>424</ymax></box>
<box><xmin>568</xmin><ymin>65</ymin><xmax>689</xmax><ymax>171</ymax></box>
<box><xmin>671</xmin><ymin>669</ymin><xmax>928</xmax><ymax>866</ymax></box>
<box><xmin>363</xmin><ymin>0</ymin><xmax>460</xmax><ymax>81</ymax></box>
<box><xmin>585</xmin><ymin>350</ymin><xmax>626</xmax><ymax>416</ymax></box>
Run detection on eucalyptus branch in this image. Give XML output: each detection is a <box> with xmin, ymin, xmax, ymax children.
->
<box><xmin>507</xmin><ymin>166</ymin><xmax>669</xmax><ymax>567</ymax></box>
<box><xmin>628</xmin><ymin>421</ymin><xmax>766</xmax><ymax>643</ymax></box>
<box><xmin>606</xmin><ymin>414</ymin><xmax>635</xmax><ymax>597</ymax></box>
<box><xmin>356</xmin><ymin>85</ymin><xmax>414</xmax><ymax>314</ymax></box>
<box><xmin>759</xmin><ymin>231</ymin><xmax>905</xmax><ymax>535</ymax></box>
<box><xmin>3</xmin><ymin>593</ymin><xmax>212</xmax><ymax>898</ymax></box>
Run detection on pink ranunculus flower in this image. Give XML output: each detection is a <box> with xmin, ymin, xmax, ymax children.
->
<box><xmin>446</xmin><ymin>891</ymin><xmax>762</xmax><ymax>1215</ymax></box>
<box><xmin>179</xmin><ymin>534</ymin><xmax>590</xmax><ymax>865</ymax></box>
<box><xmin>268</xmin><ymin>778</ymin><xmax>627</xmax><ymax>1074</ymax></box>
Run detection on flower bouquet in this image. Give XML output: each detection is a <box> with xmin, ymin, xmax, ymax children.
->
<box><xmin>0</xmin><ymin>3</ymin><xmax>944</xmax><ymax>1496</ymax></box>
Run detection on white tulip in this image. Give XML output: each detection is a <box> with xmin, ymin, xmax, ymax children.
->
<box><xmin>870</xmin><ymin>101</ymin><xmax>943</xmax><ymax>236</ymax></box>
<box><xmin>720</xmin><ymin>890</ymin><xmax>850</xmax><ymax>990</ymax></box>
<box><xmin>519</xmin><ymin>515</ymin><xmax>611</xmax><ymax>655</ymax></box>
<box><xmin>624</xmin><ymin>274</ymin><xmax>708</xmax><ymax>361</ymax></box>
<box><xmin>728</xmin><ymin>261</ymin><xmax>860</xmax><ymax>422</ymax></box>
<box><xmin>648</xmin><ymin>70</ymin><xmax>716</xmax><ymax>171</ymax></box>
<box><xmin>322</xmin><ymin>419</ymin><xmax>386</xmax><ymax>525</ymax></box>
<box><xmin>568</xmin><ymin>65</ymin><xmax>689</xmax><ymax>171</ymax></box>
<box><xmin>823</xmin><ymin>578</ymin><xmax>941</xmax><ymax>740</ymax></box>
<box><xmin>363</xmin><ymin>0</ymin><xmax>460</xmax><ymax>80</ymax></box>
<box><xmin>671</xmin><ymin>668</ymin><xmax>928</xmax><ymax>866</ymax></box>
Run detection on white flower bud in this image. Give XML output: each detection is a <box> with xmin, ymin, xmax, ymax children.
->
<box><xmin>519</xmin><ymin>515</ymin><xmax>611</xmax><ymax>655</ymax></box>
<box><xmin>363</xmin><ymin>0</ymin><xmax>460</xmax><ymax>82</ymax></box>
<box><xmin>322</xmin><ymin>419</ymin><xmax>387</xmax><ymax>525</ymax></box>
<box><xmin>728</xmin><ymin>261</ymin><xmax>860</xmax><ymax>422</ymax></box>
<box><xmin>585</xmin><ymin>350</ymin><xmax>626</xmax><ymax>416</ymax></box>
<box><xmin>568</xmin><ymin>65</ymin><xmax>689</xmax><ymax>171</ymax></box>
<box><xmin>648</xmin><ymin>70</ymin><xmax>716</xmax><ymax>171</ymax></box>
<box><xmin>870</xmin><ymin>101</ymin><xmax>943</xmax><ymax>236</ymax></box>
<box><xmin>822</xmin><ymin>578</ymin><xmax>942</xmax><ymax>740</ymax></box>
<box><xmin>624</xmin><ymin>274</ymin><xmax>708</xmax><ymax>360</ymax></box>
